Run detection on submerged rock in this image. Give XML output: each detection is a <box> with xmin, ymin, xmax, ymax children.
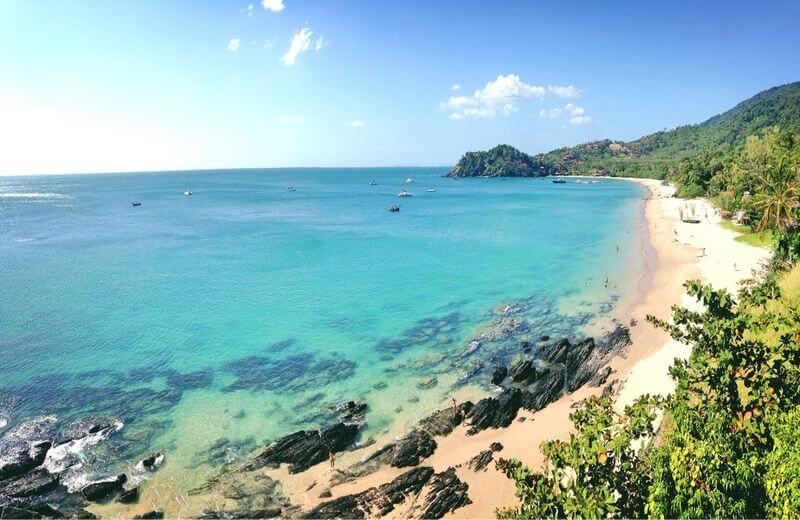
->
<box><xmin>138</xmin><ymin>452</ymin><xmax>165</xmax><ymax>471</ymax></box>
<box><xmin>81</xmin><ymin>474</ymin><xmax>127</xmax><ymax>502</ymax></box>
<box><xmin>117</xmin><ymin>486</ymin><xmax>140</xmax><ymax>504</ymax></box>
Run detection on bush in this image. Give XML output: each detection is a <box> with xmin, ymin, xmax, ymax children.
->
<box><xmin>766</xmin><ymin>407</ymin><xmax>800</xmax><ymax>517</ymax></box>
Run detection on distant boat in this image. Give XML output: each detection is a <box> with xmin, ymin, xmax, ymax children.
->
<box><xmin>370</xmin><ymin>180</ymin><xmax>378</xmax><ymax>186</ymax></box>
<box><xmin>552</xmin><ymin>178</ymin><xmax>567</xmax><ymax>184</ymax></box>
<box><xmin>398</xmin><ymin>189</ymin><xmax>413</xmax><ymax>197</ymax></box>
<box><xmin>426</xmin><ymin>187</ymin><xmax>436</xmax><ymax>192</ymax></box>
<box><xmin>404</xmin><ymin>176</ymin><xmax>414</xmax><ymax>184</ymax></box>
<box><xmin>387</xmin><ymin>204</ymin><xmax>400</xmax><ymax>212</ymax></box>
<box><xmin>183</xmin><ymin>189</ymin><xmax>193</xmax><ymax>196</ymax></box>
<box><xmin>131</xmin><ymin>201</ymin><xmax>142</xmax><ymax>207</ymax></box>
<box><xmin>287</xmin><ymin>186</ymin><xmax>296</xmax><ymax>192</ymax></box>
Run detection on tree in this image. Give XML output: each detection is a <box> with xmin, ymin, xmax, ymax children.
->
<box><xmin>752</xmin><ymin>155</ymin><xmax>799</xmax><ymax>232</ymax></box>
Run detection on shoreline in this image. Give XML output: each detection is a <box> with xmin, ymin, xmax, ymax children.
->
<box><xmin>266</xmin><ymin>177</ymin><xmax>769</xmax><ymax>518</ymax></box>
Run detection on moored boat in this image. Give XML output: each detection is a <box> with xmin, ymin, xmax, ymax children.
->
<box><xmin>131</xmin><ymin>201</ymin><xmax>142</xmax><ymax>207</ymax></box>
<box><xmin>398</xmin><ymin>189</ymin><xmax>412</xmax><ymax>197</ymax></box>
<box><xmin>387</xmin><ymin>204</ymin><xmax>400</xmax><ymax>212</ymax></box>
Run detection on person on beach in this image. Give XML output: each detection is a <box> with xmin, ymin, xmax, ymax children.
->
<box><xmin>460</xmin><ymin>408</ymin><xmax>466</xmax><ymax>425</ymax></box>
<box><xmin>452</xmin><ymin>398</ymin><xmax>457</xmax><ymax>417</ymax></box>
<box><xmin>604</xmin><ymin>277</ymin><xmax>609</xmax><ymax>288</ymax></box>
<box><xmin>329</xmin><ymin>450</ymin><xmax>335</xmax><ymax>469</ymax></box>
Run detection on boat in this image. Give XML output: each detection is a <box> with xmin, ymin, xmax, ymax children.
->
<box><xmin>426</xmin><ymin>187</ymin><xmax>436</xmax><ymax>192</ymax></box>
<box><xmin>387</xmin><ymin>205</ymin><xmax>400</xmax><ymax>212</ymax></box>
<box><xmin>131</xmin><ymin>201</ymin><xmax>142</xmax><ymax>207</ymax></box>
<box><xmin>183</xmin><ymin>189</ymin><xmax>193</xmax><ymax>195</ymax></box>
<box><xmin>398</xmin><ymin>189</ymin><xmax>413</xmax><ymax>197</ymax></box>
<box><xmin>370</xmin><ymin>180</ymin><xmax>378</xmax><ymax>186</ymax></box>
<box><xmin>287</xmin><ymin>186</ymin><xmax>296</xmax><ymax>192</ymax></box>
<box><xmin>404</xmin><ymin>176</ymin><xmax>414</xmax><ymax>184</ymax></box>
<box><xmin>552</xmin><ymin>178</ymin><xmax>567</xmax><ymax>184</ymax></box>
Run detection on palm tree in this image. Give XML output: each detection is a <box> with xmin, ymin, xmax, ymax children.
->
<box><xmin>752</xmin><ymin>155</ymin><xmax>799</xmax><ymax>232</ymax></box>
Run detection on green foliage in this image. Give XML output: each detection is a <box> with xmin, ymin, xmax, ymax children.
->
<box><xmin>765</xmin><ymin>406</ymin><xmax>800</xmax><ymax>517</ymax></box>
<box><xmin>752</xmin><ymin>155</ymin><xmax>800</xmax><ymax>232</ymax></box>
<box><xmin>449</xmin><ymin>144</ymin><xmax>552</xmax><ymax>177</ymax></box>
<box><xmin>496</xmin><ymin>394</ymin><xmax>660</xmax><ymax>519</ymax></box>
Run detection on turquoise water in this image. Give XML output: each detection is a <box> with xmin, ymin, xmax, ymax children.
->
<box><xmin>0</xmin><ymin>168</ymin><xmax>646</xmax><ymax>501</ymax></box>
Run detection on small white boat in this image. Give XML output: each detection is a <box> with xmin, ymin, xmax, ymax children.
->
<box><xmin>404</xmin><ymin>176</ymin><xmax>414</xmax><ymax>184</ymax></box>
<box><xmin>398</xmin><ymin>189</ymin><xmax>413</xmax><ymax>197</ymax></box>
<box><xmin>287</xmin><ymin>186</ymin><xmax>296</xmax><ymax>192</ymax></box>
<box><xmin>370</xmin><ymin>180</ymin><xmax>378</xmax><ymax>186</ymax></box>
<box><xmin>183</xmin><ymin>189</ymin><xmax>193</xmax><ymax>195</ymax></box>
<box><xmin>426</xmin><ymin>187</ymin><xmax>436</xmax><ymax>193</ymax></box>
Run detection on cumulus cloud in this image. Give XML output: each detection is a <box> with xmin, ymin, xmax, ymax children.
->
<box><xmin>282</xmin><ymin>27</ymin><xmax>325</xmax><ymax>65</ymax></box>
<box><xmin>548</xmin><ymin>85</ymin><xmax>580</xmax><ymax>98</ymax></box>
<box><xmin>276</xmin><ymin>115</ymin><xmax>304</xmax><ymax>124</ymax></box>
<box><xmin>451</xmin><ymin>83</ymin><xmax>461</xmax><ymax>91</ymax></box>
<box><xmin>262</xmin><ymin>0</ymin><xmax>285</xmax><ymax>12</ymax></box>
<box><xmin>345</xmin><ymin>120</ymin><xmax>366</xmax><ymax>128</ymax></box>
<box><xmin>442</xmin><ymin>74</ymin><xmax>579</xmax><ymax>120</ymax></box>
<box><xmin>539</xmin><ymin>107</ymin><xmax>563</xmax><ymax>119</ymax></box>
<box><xmin>247</xmin><ymin>4</ymin><xmax>254</xmax><ymax>16</ymax></box>
<box><xmin>227</xmin><ymin>38</ymin><xmax>241</xmax><ymax>52</ymax></box>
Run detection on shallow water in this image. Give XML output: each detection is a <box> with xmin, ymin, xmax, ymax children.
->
<box><xmin>0</xmin><ymin>168</ymin><xmax>646</xmax><ymax>505</ymax></box>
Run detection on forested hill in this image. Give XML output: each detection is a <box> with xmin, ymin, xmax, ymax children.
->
<box><xmin>448</xmin><ymin>81</ymin><xmax>800</xmax><ymax>179</ymax></box>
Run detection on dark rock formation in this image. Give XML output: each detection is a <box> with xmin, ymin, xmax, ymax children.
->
<box><xmin>139</xmin><ymin>452</ymin><xmax>165</xmax><ymax>471</ymax></box>
<box><xmin>0</xmin><ymin>468</ymin><xmax>60</xmax><ymax>498</ymax></box>
<box><xmin>388</xmin><ymin>430</ymin><xmax>437</xmax><ymax>468</ymax></box>
<box><xmin>301</xmin><ymin>467</ymin><xmax>434</xmax><ymax>519</ymax></box>
<box><xmin>133</xmin><ymin>511</ymin><xmax>164</xmax><ymax>519</ymax></box>
<box><xmin>468</xmin><ymin>442</ymin><xmax>504</xmax><ymax>472</ymax></box>
<box><xmin>81</xmin><ymin>474</ymin><xmax>127</xmax><ymax>502</ymax></box>
<box><xmin>0</xmin><ymin>499</ymin><xmax>67</xmax><ymax>519</ymax></box>
<box><xmin>418</xmin><ymin>468</ymin><xmax>471</xmax><ymax>519</ymax></box>
<box><xmin>0</xmin><ymin>441</ymin><xmax>51</xmax><ymax>481</ymax></box>
<box><xmin>509</xmin><ymin>359</ymin><xmax>535</xmax><ymax>384</ymax></box>
<box><xmin>254</xmin><ymin>422</ymin><xmax>360</xmax><ymax>473</ymax></box>
<box><xmin>117</xmin><ymin>486</ymin><xmax>140</xmax><ymax>504</ymax></box>
<box><xmin>467</xmin><ymin>388</ymin><xmax>523</xmax><ymax>435</ymax></box>
<box><xmin>479</xmin><ymin>317</ymin><xmax>529</xmax><ymax>341</ymax></box>
<box><xmin>199</xmin><ymin>507</ymin><xmax>282</xmax><ymax>519</ymax></box>
<box><xmin>491</xmin><ymin>366</ymin><xmax>508</xmax><ymax>385</ymax></box>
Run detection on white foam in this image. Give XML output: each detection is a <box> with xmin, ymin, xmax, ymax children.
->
<box><xmin>43</xmin><ymin>420</ymin><xmax>123</xmax><ymax>475</ymax></box>
<box><xmin>0</xmin><ymin>192</ymin><xmax>69</xmax><ymax>199</ymax></box>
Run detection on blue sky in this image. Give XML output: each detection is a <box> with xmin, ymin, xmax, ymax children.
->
<box><xmin>1</xmin><ymin>0</ymin><xmax>799</xmax><ymax>174</ymax></box>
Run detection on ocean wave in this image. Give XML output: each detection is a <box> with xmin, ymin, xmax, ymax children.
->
<box><xmin>42</xmin><ymin>420</ymin><xmax>124</xmax><ymax>478</ymax></box>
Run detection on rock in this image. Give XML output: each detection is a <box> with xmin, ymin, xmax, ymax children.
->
<box><xmin>521</xmin><ymin>366</ymin><xmax>565</xmax><ymax>411</ymax></box>
<box><xmin>301</xmin><ymin>467</ymin><xmax>434</xmax><ymax>519</ymax></box>
<box><xmin>630</xmin><ymin>318</ymin><xmax>638</xmax><ymax>327</ymax></box>
<box><xmin>139</xmin><ymin>452</ymin><xmax>165</xmax><ymax>471</ymax></box>
<box><xmin>254</xmin><ymin>422</ymin><xmax>360</xmax><ymax>473</ymax></box>
<box><xmin>328</xmin><ymin>401</ymin><xmax>368</xmax><ymax>424</ymax></box>
<box><xmin>461</xmin><ymin>340</ymin><xmax>481</xmax><ymax>357</ymax></box>
<box><xmin>467</xmin><ymin>388</ymin><xmax>522</xmax><ymax>435</ymax></box>
<box><xmin>389</xmin><ymin>430</ymin><xmax>437</xmax><ymax>468</ymax></box>
<box><xmin>81</xmin><ymin>474</ymin><xmax>127</xmax><ymax>502</ymax></box>
<box><xmin>0</xmin><ymin>441</ymin><xmax>51</xmax><ymax>481</ymax></box>
<box><xmin>539</xmin><ymin>335</ymin><xmax>550</xmax><ymax>342</ymax></box>
<box><xmin>0</xmin><ymin>500</ymin><xmax>66</xmax><ymax>519</ymax></box>
<box><xmin>0</xmin><ymin>468</ymin><xmax>60</xmax><ymax>498</ymax></box>
<box><xmin>318</xmin><ymin>489</ymin><xmax>332</xmax><ymax>498</ymax></box>
<box><xmin>509</xmin><ymin>359</ymin><xmax>535</xmax><ymax>384</ymax></box>
<box><xmin>133</xmin><ymin>511</ymin><xmax>164</xmax><ymax>519</ymax></box>
<box><xmin>417</xmin><ymin>402</ymin><xmax>473</xmax><ymax>436</ymax></box>
<box><xmin>479</xmin><ymin>317</ymin><xmax>529</xmax><ymax>341</ymax></box>
<box><xmin>416</xmin><ymin>377</ymin><xmax>438</xmax><ymax>390</ymax></box>
<box><xmin>117</xmin><ymin>486</ymin><xmax>140</xmax><ymax>504</ymax></box>
<box><xmin>490</xmin><ymin>442</ymin><xmax>503</xmax><ymax>451</ymax></box>
<box><xmin>468</xmin><ymin>450</ymin><xmax>494</xmax><ymax>472</ymax></box>
<box><xmin>418</xmin><ymin>468</ymin><xmax>471</xmax><ymax>518</ymax></box>
<box><xmin>490</xmin><ymin>366</ymin><xmax>507</xmax><ymax>385</ymax></box>
<box><xmin>590</xmin><ymin>366</ymin><xmax>614</xmax><ymax>387</ymax></box>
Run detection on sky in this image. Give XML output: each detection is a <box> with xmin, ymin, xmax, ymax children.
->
<box><xmin>1</xmin><ymin>0</ymin><xmax>799</xmax><ymax>175</ymax></box>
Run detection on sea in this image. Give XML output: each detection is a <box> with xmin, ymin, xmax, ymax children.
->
<box><xmin>0</xmin><ymin>168</ymin><xmax>648</xmax><ymax>512</ymax></box>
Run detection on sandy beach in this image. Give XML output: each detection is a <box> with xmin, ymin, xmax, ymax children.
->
<box><xmin>264</xmin><ymin>177</ymin><xmax>771</xmax><ymax>519</ymax></box>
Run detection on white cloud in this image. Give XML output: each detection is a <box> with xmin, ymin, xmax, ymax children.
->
<box><xmin>247</xmin><ymin>4</ymin><xmax>254</xmax><ymax>16</ymax></box>
<box><xmin>281</xmin><ymin>27</ymin><xmax>325</xmax><ymax>65</ymax></box>
<box><xmin>263</xmin><ymin>38</ymin><xmax>276</xmax><ymax>49</ymax></box>
<box><xmin>539</xmin><ymin>107</ymin><xmax>563</xmax><ymax>119</ymax></box>
<box><xmin>565</xmin><ymin>103</ymin><xmax>591</xmax><ymax>125</ymax></box>
<box><xmin>548</xmin><ymin>85</ymin><xmax>580</xmax><ymax>98</ymax></box>
<box><xmin>448</xmin><ymin>113</ymin><xmax>466</xmax><ymax>121</ymax></box>
<box><xmin>227</xmin><ymin>38</ymin><xmax>241</xmax><ymax>52</ymax></box>
<box><xmin>262</xmin><ymin>0</ymin><xmax>285</xmax><ymax>12</ymax></box>
<box><xmin>440</xmin><ymin>74</ymin><xmax>547</xmax><ymax>119</ymax></box>
<box><xmin>451</xmin><ymin>83</ymin><xmax>461</xmax><ymax>91</ymax></box>
<box><xmin>345</xmin><ymin>120</ymin><xmax>366</xmax><ymax>128</ymax></box>
<box><xmin>276</xmin><ymin>115</ymin><xmax>304</xmax><ymax>124</ymax></box>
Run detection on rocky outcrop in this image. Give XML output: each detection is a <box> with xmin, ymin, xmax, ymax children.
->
<box><xmin>0</xmin><ymin>468</ymin><xmax>60</xmax><ymax>498</ymax></box>
<box><xmin>389</xmin><ymin>430</ymin><xmax>437</xmax><ymax>468</ymax></box>
<box><xmin>491</xmin><ymin>366</ymin><xmax>508</xmax><ymax>385</ymax></box>
<box><xmin>468</xmin><ymin>442</ymin><xmax>504</xmax><ymax>472</ymax></box>
<box><xmin>418</xmin><ymin>468</ymin><xmax>471</xmax><ymax>519</ymax></box>
<box><xmin>448</xmin><ymin>144</ymin><xmax>551</xmax><ymax>178</ymax></box>
<box><xmin>81</xmin><ymin>474</ymin><xmax>127</xmax><ymax>502</ymax></box>
<box><xmin>0</xmin><ymin>441</ymin><xmax>51</xmax><ymax>481</ymax></box>
<box><xmin>301</xmin><ymin>467</ymin><xmax>434</xmax><ymax>519</ymax></box>
<box><xmin>199</xmin><ymin>507</ymin><xmax>282</xmax><ymax>519</ymax></box>
<box><xmin>253</xmin><ymin>422</ymin><xmax>360</xmax><ymax>474</ymax></box>
<box><xmin>467</xmin><ymin>388</ymin><xmax>523</xmax><ymax>435</ymax></box>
